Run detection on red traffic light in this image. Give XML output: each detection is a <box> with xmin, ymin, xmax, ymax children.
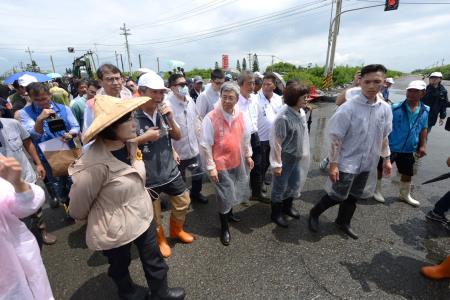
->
<box><xmin>385</xmin><ymin>0</ymin><xmax>399</xmax><ymax>11</ymax></box>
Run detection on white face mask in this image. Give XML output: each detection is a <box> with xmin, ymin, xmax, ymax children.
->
<box><xmin>178</xmin><ymin>85</ymin><xmax>189</xmax><ymax>96</ymax></box>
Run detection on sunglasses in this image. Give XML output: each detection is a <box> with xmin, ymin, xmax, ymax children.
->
<box><xmin>175</xmin><ymin>83</ymin><xmax>187</xmax><ymax>87</ymax></box>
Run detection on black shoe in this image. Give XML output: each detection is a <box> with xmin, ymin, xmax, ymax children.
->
<box><xmin>219</xmin><ymin>213</ymin><xmax>230</xmax><ymax>246</ymax></box>
<box><xmin>271</xmin><ymin>202</ymin><xmax>289</xmax><ymax>228</ymax></box>
<box><xmin>150</xmin><ymin>277</ymin><xmax>185</xmax><ymax>300</ymax></box>
<box><xmin>228</xmin><ymin>209</ymin><xmax>241</xmax><ymax>222</ymax></box>
<box><xmin>251</xmin><ymin>194</ymin><xmax>270</xmax><ymax>204</ymax></box>
<box><xmin>282</xmin><ymin>198</ymin><xmax>300</xmax><ymax>219</ymax></box>
<box><xmin>48</xmin><ymin>196</ymin><xmax>59</xmax><ymax>208</ymax></box>
<box><xmin>335</xmin><ymin>223</ymin><xmax>359</xmax><ymax>240</ymax></box>
<box><xmin>190</xmin><ymin>193</ymin><xmax>208</xmax><ymax>204</ymax></box>
<box><xmin>308</xmin><ymin>195</ymin><xmax>338</xmax><ymax>233</ymax></box>
<box><xmin>426</xmin><ymin>210</ymin><xmax>449</xmax><ymax>224</ymax></box>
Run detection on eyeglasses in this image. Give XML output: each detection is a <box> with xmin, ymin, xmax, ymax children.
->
<box><xmin>175</xmin><ymin>82</ymin><xmax>187</xmax><ymax>87</ymax></box>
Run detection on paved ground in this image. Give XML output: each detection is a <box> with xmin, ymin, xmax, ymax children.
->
<box><xmin>41</xmin><ymin>76</ymin><xmax>450</xmax><ymax>299</ymax></box>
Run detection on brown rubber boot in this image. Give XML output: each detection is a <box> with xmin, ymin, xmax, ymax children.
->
<box><xmin>156</xmin><ymin>225</ymin><xmax>172</xmax><ymax>258</ymax></box>
<box><xmin>169</xmin><ymin>217</ymin><xmax>194</xmax><ymax>243</ymax></box>
<box><xmin>421</xmin><ymin>256</ymin><xmax>450</xmax><ymax>280</ymax></box>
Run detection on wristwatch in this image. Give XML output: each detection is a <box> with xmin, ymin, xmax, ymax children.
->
<box><xmin>383</xmin><ymin>156</ymin><xmax>391</xmax><ymax>161</ymax></box>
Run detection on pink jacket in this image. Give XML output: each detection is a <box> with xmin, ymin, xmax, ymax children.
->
<box><xmin>0</xmin><ymin>178</ymin><xmax>54</xmax><ymax>300</ymax></box>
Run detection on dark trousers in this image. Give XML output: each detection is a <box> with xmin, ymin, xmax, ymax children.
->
<box><xmin>102</xmin><ymin>221</ymin><xmax>168</xmax><ymax>291</ymax></box>
<box><xmin>21</xmin><ymin>208</ymin><xmax>44</xmax><ymax>250</ymax></box>
<box><xmin>178</xmin><ymin>155</ymin><xmax>203</xmax><ymax>197</ymax></box>
<box><xmin>433</xmin><ymin>191</ymin><xmax>450</xmax><ymax>216</ymax></box>
<box><xmin>251</xmin><ymin>140</ymin><xmax>270</xmax><ymax>196</ymax></box>
<box><xmin>250</xmin><ymin>133</ymin><xmax>262</xmax><ymax>196</ymax></box>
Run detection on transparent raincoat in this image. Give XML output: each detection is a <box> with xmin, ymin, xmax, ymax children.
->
<box><xmin>269</xmin><ymin>105</ymin><xmax>311</xmax><ymax>199</ymax></box>
<box><xmin>0</xmin><ymin>178</ymin><xmax>54</xmax><ymax>300</ymax></box>
<box><xmin>200</xmin><ymin>103</ymin><xmax>252</xmax><ymax>213</ymax></box>
<box><xmin>325</xmin><ymin>88</ymin><xmax>392</xmax><ymax>200</ymax></box>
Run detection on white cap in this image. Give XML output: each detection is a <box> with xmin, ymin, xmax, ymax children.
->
<box><xmin>137</xmin><ymin>68</ymin><xmax>152</xmax><ymax>74</ymax></box>
<box><xmin>385</xmin><ymin>78</ymin><xmax>395</xmax><ymax>84</ymax></box>
<box><xmin>254</xmin><ymin>71</ymin><xmax>263</xmax><ymax>79</ymax></box>
<box><xmin>429</xmin><ymin>71</ymin><xmax>443</xmax><ymax>78</ymax></box>
<box><xmin>18</xmin><ymin>74</ymin><xmax>38</xmax><ymax>87</ymax></box>
<box><xmin>138</xmin><ymin>70</ymin><xmax>167</xmax><ymax>90</ymax></box>
<box><xmin>406</xmin><ymin>80</ymin><xmax>426</xmax><ymax>90</ymax></box>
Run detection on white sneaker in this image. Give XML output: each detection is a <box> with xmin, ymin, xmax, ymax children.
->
<box><xmin>319</xmin><ymin>157</ymin><xmax>329</xmax><ymax>171</ymax></box>
<box><xmin>399</xmin><ymin>181</ymin><xmax>420</xmax><ymax>207</ymax></box>
<box><xmin>373</xmin><ymin>179</ymin><xmax>385</xmax><ymax>203</ymax></box>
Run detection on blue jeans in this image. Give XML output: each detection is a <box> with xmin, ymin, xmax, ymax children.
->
<box><xmin>271</xmin><ymin>159</ymin><xmax>301</xmax><ymax>203</ymax></box>
<box><xmin>42</xmin><ymin>159</ymin><xmax>72</xmax><ymax>204</ymax></box>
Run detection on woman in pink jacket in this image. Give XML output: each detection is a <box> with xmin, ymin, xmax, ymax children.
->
<box><xmin>0</xmin><ymin>156</ymin><xmax>53</xmax><ymax>300</ymax></box>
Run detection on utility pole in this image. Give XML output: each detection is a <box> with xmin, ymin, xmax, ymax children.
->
<box><xmin>50</xmin><ymin>55</ymin><xmax>56</xmax><ymax>73</ymax></box>
<box><xmin>115</xmin><ymin>51</ymin><xmax>119</xmax><ymax>67</ymax></box>
<box><xmin>326</xmin><ymin>0</ymin><xmax>342</xmax><ymax>76</ymax></box>
<box><xmin>247</xmin><ymin>53</ymin><xmax>252</xmax><ymax>69</ymax></box>
<box><xmin>120</xmin><ymin>54</ymin><xmax>125</xmax><ymax>72</ymax></box>
<box><xmin>138</xmin><ymin>54</ymin><xmax>142</xmax><ymax>68</ymax></box>
<box><xmin>120</xmin><ymin>23</ymin><xmax>132</xmax><ymax>74</ymax></box>
<box><xmin>271</xmin><ymin>55</ymin><xmax>275</xmax><ymax>65</ymax></box>
<box><xmin>25</xmin><ymin>46</ymin><xmax>34</xmax><ymax>65</ymax></box>
<box><xmin>157</xmin><ymin>57</ymin><xmax>160</xmax><ymax>73</ymax></box>
<box><xmin>93</xmin><ymin>43</ymin><xmax>100</xmax><ymax>65</ymax></box>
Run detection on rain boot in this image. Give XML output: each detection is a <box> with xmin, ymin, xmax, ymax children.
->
<box><xmin>150</xmin><ymin>277</ymin><xmax>186</xmax><ymax>300</ymax></box>
<box><xmin>335</xmin><ymin>196</ymin><xmax>358</xmax><ymax>240</ymax></box>
<box><xmin>373</xmin><ymin>179</ymin><xmax>385</xmax><ymax>203</ymax></box>
<box><xmin>219</xmin><ymin>213</ymin><xmax>230</xmax><ymax>246</ymax></box>
<box><xmin>156</xmin><ymin>225</ymin><xmax>171</xmax><ymax>258</ymax></box>
<box><xmin>271</xmin><ymin>202</ymin><xmax>288</xmax><ymax>228</ymax></box>
<box><xmin>169</xmin><ymin>217</ymin><xmax>194</xmax><ymax>243</ymax></box>
<box><xmin>282</xmin><ymin>197</ymin><xmax>300</xmax><ymax>219</ymax></box>
<box><xmin>421</xmin><ymin>256</ymin><xmax>450</xmax><ymax>280</ymax></box>
<box><xmin>399</xmin><ymin>181</ymin><xmax>420</xmax><ymax>207</ymax></box>
<box><xmin>308</xmin><ymin>194</ymin><xmax>338</xmax><ymax>232</ymax></box>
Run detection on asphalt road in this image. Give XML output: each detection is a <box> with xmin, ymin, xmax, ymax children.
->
<box><xmin>41</xmin><ymin>76</ymin><xmax>450</xmax><ymax>299</ymax></box>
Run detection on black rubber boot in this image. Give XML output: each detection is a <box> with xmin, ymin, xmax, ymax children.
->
<box><xmin>271</xmin><ymin>202</ymin><xmax>289</xmax><ymax>228</ymax></box>
<box><xmin>113</xmin><ymin>274</ymin><xmax>147</xmax><ymax>300</ymax></box>
<box><xmin>282</xmin><ymin>197</ymin><xmax>300</xmax><ymax>219</ymax></box>
<box><xmin>308</xmin><ymin>194</ymin><xmax>338</xmax><ymax>233</ymax></box>
<box><xmin>150</xmin><ymin>277</ymin><xmax>186</xmax><ymax>300</ymax></box>
<box><xmin>219</xmin><ymin>213</ymin><xmax>230</xmax><ymax>246</ymax></box>
<box><xmin>335</xmin><ymin>196</ymin><xmax>358</xmax><ymax>240</ymax></box>
<box><xmin>228</xmin><ymin>209</ymin><xmax>241</xmax><ymax>222</ymax></box>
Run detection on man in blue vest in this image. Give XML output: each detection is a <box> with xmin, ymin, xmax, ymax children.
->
<box><xmin>388</xmin><ymin>80</ymin><xmax>429</xmax><ymax>207</ymax></box>
<box><xmin>18</xmin><ymin>82</ymin><xmax>80</xmax><ymax>210</ymax></box>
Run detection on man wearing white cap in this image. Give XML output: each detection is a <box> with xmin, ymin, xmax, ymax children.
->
<box><xmin>382</xmin><ymin>77</ymin><xmax>395</xmax><ymax>103</ymax></box>
<box><xmin>8</xmin><ymin>74</ymin><xmax>37</xmax><ymax>114</ymax></box>
<box><xmin>423</xmin><ymin>71</ymin><xmax>448</xmax><ymax>132</ymax></box>
<box><xmin>134</xmin><ymin>71</ymin><xmax>194</xmax><ymax>258</ymax></box>
<box><xmin>387</xmin><ymin>80</ymin><xmax>429</xmax><ymax>206</ymax></box>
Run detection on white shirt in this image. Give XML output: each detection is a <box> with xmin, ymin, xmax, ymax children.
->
<box><xmin>256</xmin><ymin>91</ymin><xmax>283</xmax><ymax>141</ymax></box>
<box><xmin>195</xmin><ymin>85</ymin><xmax>220</xmax><ymax>120</ymax></box>
<box><xmin>328</xmin><ymin>87</ymin><xmax>392</xmax><ymax>174</ymax></box>
<box><xmin>238</xmin><ymin>93</ymin><xmax>258</xmax><ymax>134</ymax></box>
<box><xmin>166</xmin><ymin>93</ymin><xmax>199</xmax><ymax>160</ymax></box>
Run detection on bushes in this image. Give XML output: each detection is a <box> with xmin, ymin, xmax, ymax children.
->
<box><xmin>412</xmin><ymin>65</ymin><xmax>450</xmax><ymax>80</ymax></box>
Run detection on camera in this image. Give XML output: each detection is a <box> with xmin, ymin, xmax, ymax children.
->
<box><xmin>47</xmin><ymin>114</ymin><xmax>66</xmax><ymax>133</ymax></box>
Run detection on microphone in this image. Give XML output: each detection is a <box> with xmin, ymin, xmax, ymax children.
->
<box><xmin>158</xmin><ymin>104</ymin><xmax>172</xmax><ymax>130</ymax></box>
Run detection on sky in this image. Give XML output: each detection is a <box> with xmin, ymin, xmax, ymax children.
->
<box><xmin>0</xmin><ymin>0</ymin><xmax>449</xmax><ymax>75</ymax></box>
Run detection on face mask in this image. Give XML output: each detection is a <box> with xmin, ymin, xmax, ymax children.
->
<box><xmin>178</xmin><ymin>85</ymin><xmax>189</xmax><ymax>96</ymax></box>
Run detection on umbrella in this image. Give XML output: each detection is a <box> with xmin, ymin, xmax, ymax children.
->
<box><xmin>3</xmin><ymin>71</ymin><xmax>51</xmax><ymax>84</ymax></box>
<box><xmin>47</xmin><ymin>72</ymin><xmax>62</xmax><ymax>79</ymax></box>
<box><xmin>422</xmin><ymin>173</ymin><xmax>450</xmax><ymax>185</ymax></box>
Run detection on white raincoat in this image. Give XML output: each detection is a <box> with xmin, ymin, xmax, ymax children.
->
<box><xmin>0</xmin><ymin>178</ymin><xmax>54</xmax><ymax>300</ymax></box>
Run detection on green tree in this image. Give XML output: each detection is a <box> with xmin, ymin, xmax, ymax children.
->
<box><xmin>252</xmin><ymin>54</ymin><xmax>259</xmax><ymax>72</ymax></box>
<box><xmin>242</xmin><ymin>58</ymin><xmax>247</xmax><ymax>71</ymax></box>
<box><xmin>236</xmin><ymin>59</ymin><xmax>241</xmax><ymax>72</ymax></box>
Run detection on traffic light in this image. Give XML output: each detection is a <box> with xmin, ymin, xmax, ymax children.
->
<box><xmin>385</xmin><ymin>0</ymin><xmax>399</xmax><ymax>11</ymax></box>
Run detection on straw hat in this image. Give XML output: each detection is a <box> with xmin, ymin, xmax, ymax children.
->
<box><xmin>82</xmin><ymin>95</ymin><xmax>150</xmax><ymax>144</ymax></box>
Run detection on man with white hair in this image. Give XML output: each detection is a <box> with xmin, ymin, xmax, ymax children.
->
<box><xmin>423</xmin><ymin>71</ymin><xmax>448</xmax><ymax>132</ymax></box>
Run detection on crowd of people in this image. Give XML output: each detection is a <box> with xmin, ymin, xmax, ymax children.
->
<box><xmin>0</xmin><ymin>62</ymin><xmax>449</xmax><ymax>299</ymax></box>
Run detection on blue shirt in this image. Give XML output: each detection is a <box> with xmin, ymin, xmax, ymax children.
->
<box><xmin>389</xmin><ymin>100</ymin><xmax>429</xmax><ymax>153</ymax></box>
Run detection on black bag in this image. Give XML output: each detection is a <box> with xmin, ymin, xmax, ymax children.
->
<box><xmin>445</xmin><ymin>117</ymin><xmax>450</xmax><ymax>131</ymax></box>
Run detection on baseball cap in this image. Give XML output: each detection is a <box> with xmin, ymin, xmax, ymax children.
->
<box><xmin>385</xmin><ymin>78</ymin><xmax>395</xmax><ymax>84</ymax></box>
<box><xmin>18</xmin><ymin>74</ymin><xmax>38</xmax><ymax>87</ymax></box>
<box><xmin>406</xmin><ymin>80</ymin><xmax>426</xmax><ymax>90</ymax></box>
<box><xmin>429</xmin><ymin>71</ymin><xmax>443</xmax><ymax>78</ymax></box>
<box><xmin>138</xmin><ymin>70</ymin><xmax>168</xmax><ymax>90</ymax></box>
<box><xmin>194</xmin><ymin>76</ymin><xmax>203</xmax><ymax>84</ymax></box>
